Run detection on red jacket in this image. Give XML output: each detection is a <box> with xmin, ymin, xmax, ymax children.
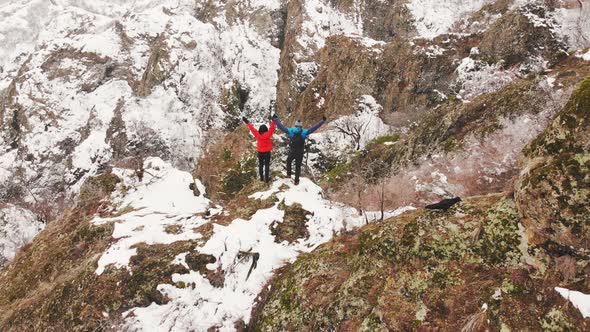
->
<box><xmin>247</xmin><ymin>120</ymin><xmax>276</xmax><ymax>152</ymax></box>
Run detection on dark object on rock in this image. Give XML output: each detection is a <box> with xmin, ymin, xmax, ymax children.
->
<box><xmin>189</xmin><ymin>182</ymin><xmax>200</xmax><ymax>196</ymax></box>
<box><xmin>246</xmin><ymin>253</ymin><xmax>260</xmax><ymax>281</ymax></box>
<box><xmin>425</xmin><ymin>197</ymin><xmax>462</xmax><ymax>211</ymax></box>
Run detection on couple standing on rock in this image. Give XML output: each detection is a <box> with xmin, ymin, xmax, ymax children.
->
<box><xmin>242</xmin><ymin>114</ymin><xmax>326</xmax><ymax>185</ymax></box>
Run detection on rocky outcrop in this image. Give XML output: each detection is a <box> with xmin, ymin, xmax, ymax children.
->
<box><xmin>516</xmin><ymin>76</ymin><xmax>590</xmax><ymax>250</ymax></box>
<box><xmin>251</xmin><ymin>193</ymin><xmax>590</xmax><ymax>331</ymax></box>
<box><xmin>479</xmin><ymin>4</ymin><xmax>567</xmax><ymax>67</ymax></box>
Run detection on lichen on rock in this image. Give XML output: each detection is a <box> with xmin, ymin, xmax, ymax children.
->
<box><xmin>516</xmin><ymin>77</ymin><xmax>590</xmax><ymax>251</ymax></box>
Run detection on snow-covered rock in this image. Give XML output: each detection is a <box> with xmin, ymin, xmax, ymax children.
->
<box><xmin>0</xmin><ymin>204</ymin><xmax>44</xmax><ymax>266</ymax></box>
<box><xmin>407</xmin><ymin>0</ymin><xmax>494</xmax><ymax>39</ymax></box>
<box><xmin>0</xmin><ymin>0</ymin><xmax>281</xmax><ymax>208</ymax></box>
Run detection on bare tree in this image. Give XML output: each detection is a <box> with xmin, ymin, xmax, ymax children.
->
<box><xmin>333</xmin><ymin>114</ymin><xmax>374</xmax><ymax>151</ymax></box>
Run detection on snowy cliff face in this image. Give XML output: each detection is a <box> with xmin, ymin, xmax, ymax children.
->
<box><xmin>0</xmin><ymin>0</ymin><xmax>589</xmax><ymax>331</ymax></box>
<box><xmin>0</xmin><ymin>0</ymin><xmax>280</xmax><ymax>212</ymax></box>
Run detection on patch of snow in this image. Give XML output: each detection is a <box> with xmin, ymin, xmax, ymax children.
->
<box><xmin>415</xmin><ymin>44</ymin><xmax>446</xmax><ymax>58</ymax></box>
<box><xmin>578</xmin><ymin>49</ymin><xmax>590</xmax><ymax>61</ymax></box>
<box><xmin>406</xmin><ymin>0</ymin><xmax>493</xmax><ymax>39</ymax></box>
<box><xmin>296</xmin><ymin>0</ymin><xmax>363</xmax><ymax>59</ymax></box>
<box><xmin>0</xmin><ymin>204</ymin><xmax>44</xmax><ymax>265</ymax></box>
<box><xmin>454</xmin><ymin>57</ymin><xmax>518</xmax><ymax>100</ymax></box>
<box><xmin>549</xmin><ymin>3</ymin><xmax>590</xmax><ymax>50</ymax></box>
<box><xmin>555</xmin><ymin>287</ymin><xmax>590</xmax><ymax>318</ymax></box>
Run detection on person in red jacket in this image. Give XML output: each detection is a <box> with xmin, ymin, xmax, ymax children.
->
<box><xmin>242</xmin><ymin>116</ymin><xmax>276</xmax><ymax>183</ymax></box>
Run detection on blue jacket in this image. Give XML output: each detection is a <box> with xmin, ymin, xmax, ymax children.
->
<box><xmin>274</xmin><ymin>117</ymin><xmax>325</xmax><ymax>140</ymax></box>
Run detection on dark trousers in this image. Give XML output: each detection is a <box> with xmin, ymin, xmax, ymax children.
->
<box><xmin>258</xmin><ymin>152</ymin><xmax>271</xmax><ymax>182</ymax></box>
<box><xmin>286</xmin><ymin>152</ymin><xmax>303</xmax><ymax>181</ymax></box>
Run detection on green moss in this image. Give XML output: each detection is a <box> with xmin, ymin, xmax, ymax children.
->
<box><xmin>365</xmin><ymin>134</ymin><xmax>401</xmax><ymax>149</ymax></box>
<box><xmin>221</xmin><ymin>155</ymin><xmax>257</xmax><ymax>199</ymax></box>
<box><xmin>272</xmin><ymin>202</ymin><xmax>311</xmax><ymax>243</ymax></box>
<box><xmin>359</xmin><ymin>312</ymin><xmax>387</xmax><ymax>331</ymax></box>
<box><xmin>540</xmin><ymin>309</ymin><xmax>574</xmax><ymax>332</ymax></box>
<box><xmin>321</xmin><ymin>161</ymin><xmax>352</xmax><ymax>184</ymax></box>
<box><xmin>476</xmin><ymin>199</ymin><xmax>522</xmax><ymax>266</ymax></box>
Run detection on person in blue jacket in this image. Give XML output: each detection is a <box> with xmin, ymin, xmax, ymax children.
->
<box><xmin>272</xmin><ymin>114</ymin><xmax>326</xmax><ymax>185</ymax></box>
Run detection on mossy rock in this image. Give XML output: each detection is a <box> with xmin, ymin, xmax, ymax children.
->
<box><xmin>516</xmin><ymin>77</ymin><xmax>590</xmax><ymax>250</ymax></box>
<box><xmin>251</xmin><ymin>194</ymin><xmax>590</xmax><ymax>331</ymax></box>
<box><xmin>271</xmin><ymin>202</ymin><xmax>311</xmax><ymax>244</ymax></box>
<box><xmin>221</xmin><ymin>155</ymin><xmax>258</xmax><ymax>199</ymax></box>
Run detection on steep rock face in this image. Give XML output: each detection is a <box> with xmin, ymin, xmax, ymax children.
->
<box><xmin>516</xmin><ymin>76</ymin><xmax>590</xmax><ymax>250</ymax></box>
<box><xmin>277</xmin><ymin>0</ymin><xmax>575</xmax><ymax>125</ymax></box>
<box><xmin>479</xmin><ymin>4</ymin><xmax>567</xmax><ymax>67</ymax></box>
<box><xmin>251</xmin><ymin>193</ymin><xmax>590</xmax><ymax>331</ymax></box>
<box><xmin>275</xmin><ymin>0</ymin><xmax>415</xmax><ymax>118</ymax></box>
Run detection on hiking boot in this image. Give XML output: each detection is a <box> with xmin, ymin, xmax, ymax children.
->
<box><xmin>294</xmin><ymin>179</ymin><xmax>299</xmax><ymax>185</ymax></box>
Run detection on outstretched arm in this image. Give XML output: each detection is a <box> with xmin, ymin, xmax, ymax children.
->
<box><xmin>244</xmin><ymin>117</ymin><xmax>260</xmax><ymax>139</ymax></box>
<box><xmin>273</xmin><ymin>115</ymin><xmax>289</xmax><ymax>134</ymax></box>
<box><xmin>306</xmin><ymin>118</ymin><xmax>326</xmax><ymax>135</ymax></box>
<box><xmin>268</xmin><ymin>119</ymin><xmax>276</xmax><ymax>135</ymax></box>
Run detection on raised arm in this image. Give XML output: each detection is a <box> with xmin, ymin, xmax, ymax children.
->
<box><xmin>243</xmin><ymin>117</ymin><xmax>261</xmax><ymax>139</ymax></box>
<box><xmin>268</xmin><ymin>119</ymin><xmax>276</xmax><ymax>135</ymax></box>
<box><xmin>273</xmin><ymin>115</ymin><xmax>289</xmax><ymax>134</ymax></box>
<box><xmin>306</xmin><ymin>117</ymin><xmax>326</xmax><ymax>135</ymax></box>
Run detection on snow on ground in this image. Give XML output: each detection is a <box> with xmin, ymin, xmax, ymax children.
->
<box><xmin>92</xmin><ymin>157</ymin><xmax>212</xmax><ymax>275</ymax></box>
<box><xmin>0</xmin><ymin>204</ymin><xmax>44</xmax><ymax>266</ymax></box>
<box><xmin>93</xmin><ymin>158</ymin><xmax>412</xmax><ymax>330</ymax></box>
<box><xmin>406</xmin><ymin>0</ymin><xmax>493</xmax><ymax>39</ymax></box>
<box><xmin>578</xmin><ymin>49</ymin><xmax>590</xmax><ymax>61</ymax></box>
<box><xmin>555</xmin><ymin>287</ymin><xmax>590</xmax><ymax>318</ymax></box>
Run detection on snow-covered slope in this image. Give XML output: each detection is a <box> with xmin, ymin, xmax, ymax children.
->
<box><xmin>90</xmin><ymin>157</ymin><xmax>412</xmax><ymax>330</ymax></box>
